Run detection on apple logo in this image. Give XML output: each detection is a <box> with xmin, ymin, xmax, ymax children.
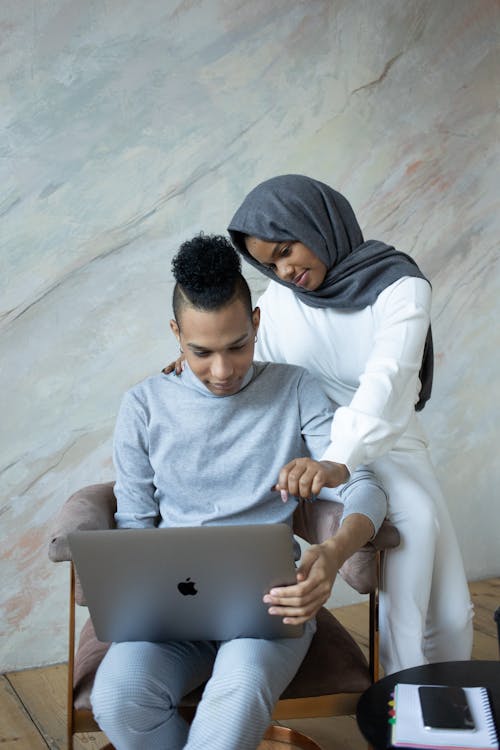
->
<box><xmin>177</xmin><ymin>577</ymin><xmax>198</xmax><ymax>596</ymax></box>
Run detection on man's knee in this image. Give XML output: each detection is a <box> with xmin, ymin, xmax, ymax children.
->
<box><xmin>91</xmin><ymin>644</ymin><xmax>129</xmax><ymax>721</ymax></box>
<box><xmin>207</xmin><ymin>663</ymin><xmax>276</xmax><ymax>714</ymax></box>
<box><xmin>91</xmin><ymin>642</ymin><xmax>173</xmax><ymax>723</ymax></box>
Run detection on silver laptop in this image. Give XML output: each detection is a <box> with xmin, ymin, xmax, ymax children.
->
<box><xmin>68</xmin><ymin>524</ymin><xmax>303</xmax><ymax>642</ymax></box>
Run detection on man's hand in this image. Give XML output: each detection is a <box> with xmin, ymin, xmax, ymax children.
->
<box><xmin>273</xmin><ymin>458</ymin><xmax>349</xmax><ymax>501</ymax></box>
<box><xmin>263</xmin><ymin>543</ymin><xmax>340</xmax><ymax>624</ymax></box>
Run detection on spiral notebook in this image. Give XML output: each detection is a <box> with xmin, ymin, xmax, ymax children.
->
<box><xmin>390</xmin><ymin>683</ymin><xmax>499</xmax><ymax>749</ymax></box>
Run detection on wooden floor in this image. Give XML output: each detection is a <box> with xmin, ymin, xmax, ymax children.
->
<box><xmin>1</xmin><ymin>578</ymin><xmax>498</xmax><ymax>750</ymax></box>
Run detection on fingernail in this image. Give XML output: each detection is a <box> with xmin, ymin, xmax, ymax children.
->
<box><xmin>281</xmin><ymin>489</ymin><xmax>288</xmax><ymax>503</ymax></box>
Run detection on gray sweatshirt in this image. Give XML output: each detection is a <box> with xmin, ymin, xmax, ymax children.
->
<box><xmin>113</xmin><ymin>361</ymin><xmax>387</xmax><ymax>535</ymax></box>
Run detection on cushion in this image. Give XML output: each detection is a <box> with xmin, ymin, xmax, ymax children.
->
<box><xmin>72</xmin><ymin>608</ymin><xmax>369</xmax><ymax>712</ymax></box>
<box><xmin>49</xmin><ymin>482</ymin><xmax>116</xmax><ymax>606</ymax></box>
<box><xmin>48</xmin><ymin>482</ymin><xmax>116</xmax><ymax>563</ymax></box>
<box><xmin>73</xmin><ymin>618</ymin><xmax>111</xmax><ymax>710</ymax></box>
<box><xmin>293</xmin><ymin>499</ymin><xmax>399</xmax><ymax>594</ymax></box>
<box><xmin>281</xmin><ymin>607</ymin><xmax>370</xmax><ymax>698</ymax></box>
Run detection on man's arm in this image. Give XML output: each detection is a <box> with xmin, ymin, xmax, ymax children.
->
<box><xmin>113</xmin><ymin>390</ymin><xmax>159</xmax><ymax>529</ymax></box>
<box><xmin>276</xmin><ymin>370</ymin><xmax>387</xmax><ymax>535</ymax></box>
<box><xmin>274</xmin><ymin>370</ymin><xmax>351</xmax><ymax>499</ymax></box>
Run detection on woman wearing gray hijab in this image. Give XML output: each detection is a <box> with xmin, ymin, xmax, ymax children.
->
<box><xmin>227</xmin><ymin>174</ymin><xmax>473</xmax><ymax>675</ymax></box>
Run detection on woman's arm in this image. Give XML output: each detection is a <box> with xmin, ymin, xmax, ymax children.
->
<box><xmin>322</xmin><ymin>276</ymin><xmax>432</xmax><ymax>471</ymax></box>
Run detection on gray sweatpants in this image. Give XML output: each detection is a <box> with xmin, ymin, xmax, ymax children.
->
<box><xmin>91</xmin><ymin>618</ymin><xmax>316</xmax><ymax>750</ymax></box>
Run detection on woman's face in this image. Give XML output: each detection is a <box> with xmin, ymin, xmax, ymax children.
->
<box><xmin>245</xmin><ymin>236</ymin><xmax>327</xmax><ymax>292</ymax></box>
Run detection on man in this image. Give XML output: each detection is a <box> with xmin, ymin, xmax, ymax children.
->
<box><xmin>91</xmin><ymin>234</ymin><xmax>387</xmax><ymax>750</ymax></box>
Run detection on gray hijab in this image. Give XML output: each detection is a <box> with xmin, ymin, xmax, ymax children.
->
<box><xmin>228</xmin><ymin>174</ymin><xmax>433</xmax><ymax>410</ymax></box>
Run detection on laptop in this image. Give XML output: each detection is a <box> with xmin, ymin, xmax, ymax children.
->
<box><xmin>68</xmin><ymin>523</ymin><xmax>303</xmax><ymax>642</ymax></box>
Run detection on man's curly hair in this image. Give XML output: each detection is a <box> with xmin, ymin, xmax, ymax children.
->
<box><xmin>172</xmin><ymin>234</ymin><xmax>252</xmax><ymax>323</ymax></box>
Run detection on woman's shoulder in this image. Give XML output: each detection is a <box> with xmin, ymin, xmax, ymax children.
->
<box><xmin>257</xmin><ymin>280</ymin><xmax>295</xmax><ymax>305</ymax></box>
<box><xmin>256</xmin><ymin>275</ymin><xmax>431</xmax><ymax>319</ymax></box>
<box><xmin>375</xmin><ymin>275</ymin><xmax>432</xmax><ymax>308</ymax></box>
<box><xmin>256</xmin><ymin>281</ymin><xmax>303</xmax><ymax>324</ymax></box>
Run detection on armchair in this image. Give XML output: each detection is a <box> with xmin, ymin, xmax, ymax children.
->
<box><xmin>49</xmin><ymin>482</ymin><xmax>399</xmax><ymax>750</ymax></box>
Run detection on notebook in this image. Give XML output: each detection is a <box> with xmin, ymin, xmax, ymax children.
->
<box><xmin>68</xmin><ymin>524</ymin><xmax>304</xmax><ymax>642</ymax></box>
<box><xmin>390</xmin><ymin>683</ymin><xmax>499</xmax><ymax>749</ymax></box>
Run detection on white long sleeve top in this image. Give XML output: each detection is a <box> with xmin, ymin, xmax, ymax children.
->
<box><xmin>254</xmin><ymin>276</ymin><xmax>432</xmax><ymax>473</ymax></box>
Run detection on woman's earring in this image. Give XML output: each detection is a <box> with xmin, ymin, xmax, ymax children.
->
<box><xmin>254</xmin><ymin>335</ymin><xmax>258</xmax><ymax>343</ymax></box>
<box><xmin>179</xmin><ymin>347</ymin><xmax>184</xmax><ymax>354</ymax></box>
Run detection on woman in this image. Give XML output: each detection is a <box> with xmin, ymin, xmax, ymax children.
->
<box><xmin>226</xmin><ymin>174</ymin><xmax>473</xmax><ymax>674</ymax></box>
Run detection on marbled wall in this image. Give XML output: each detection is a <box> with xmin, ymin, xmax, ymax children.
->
<box><xmin>1</xmin><ymin>0</ymin><xmax>498</xmax><ymax>671</ymax></box>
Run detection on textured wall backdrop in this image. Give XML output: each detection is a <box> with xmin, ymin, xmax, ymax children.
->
<box><xmin>1</xmin><ymin>0</ymin><xmax>499</xmax><ymax>671</ymax></box>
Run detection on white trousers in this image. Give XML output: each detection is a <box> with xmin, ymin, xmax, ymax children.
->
<box><xmin>91</xmin><ymin>618</ymin><xmax>315</xmax><ymax>750</ymax></box>
<box><xmin>373</xmin><ymin>445</ymin><xmax>474</xmax><ymax>674</ymax></box>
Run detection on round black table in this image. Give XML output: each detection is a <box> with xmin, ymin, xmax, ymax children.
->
<box><xmin>356</xmin><ymin>660</ymin><xmax>500</xmax><ymax>750</ymax></box>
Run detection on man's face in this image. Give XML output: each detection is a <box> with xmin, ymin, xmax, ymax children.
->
<box><xmin>171</xmin><ymin>298</ymin><xmax>260</xmax><ymax>397</ymax></box>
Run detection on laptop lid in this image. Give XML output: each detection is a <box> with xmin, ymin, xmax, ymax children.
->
<box><xmin>68</xmin><ymin>524</ymin><xmax>304</xmax><ymax>642</ymax></box>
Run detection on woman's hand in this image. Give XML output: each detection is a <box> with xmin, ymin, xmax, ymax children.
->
<box><xmin>263</xmin><ymin>543</ymin><xmax>340</xmax><ymax>624</ymax></box>
<box><xmin>273</xmin><ymin>458</ymin><xmax>349</xmax><ymax>501</ymax></box>
<box><xmin>162</xmin><ymin>353</ymin><xmax>185</xmax><ymax>376</ymax></box>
